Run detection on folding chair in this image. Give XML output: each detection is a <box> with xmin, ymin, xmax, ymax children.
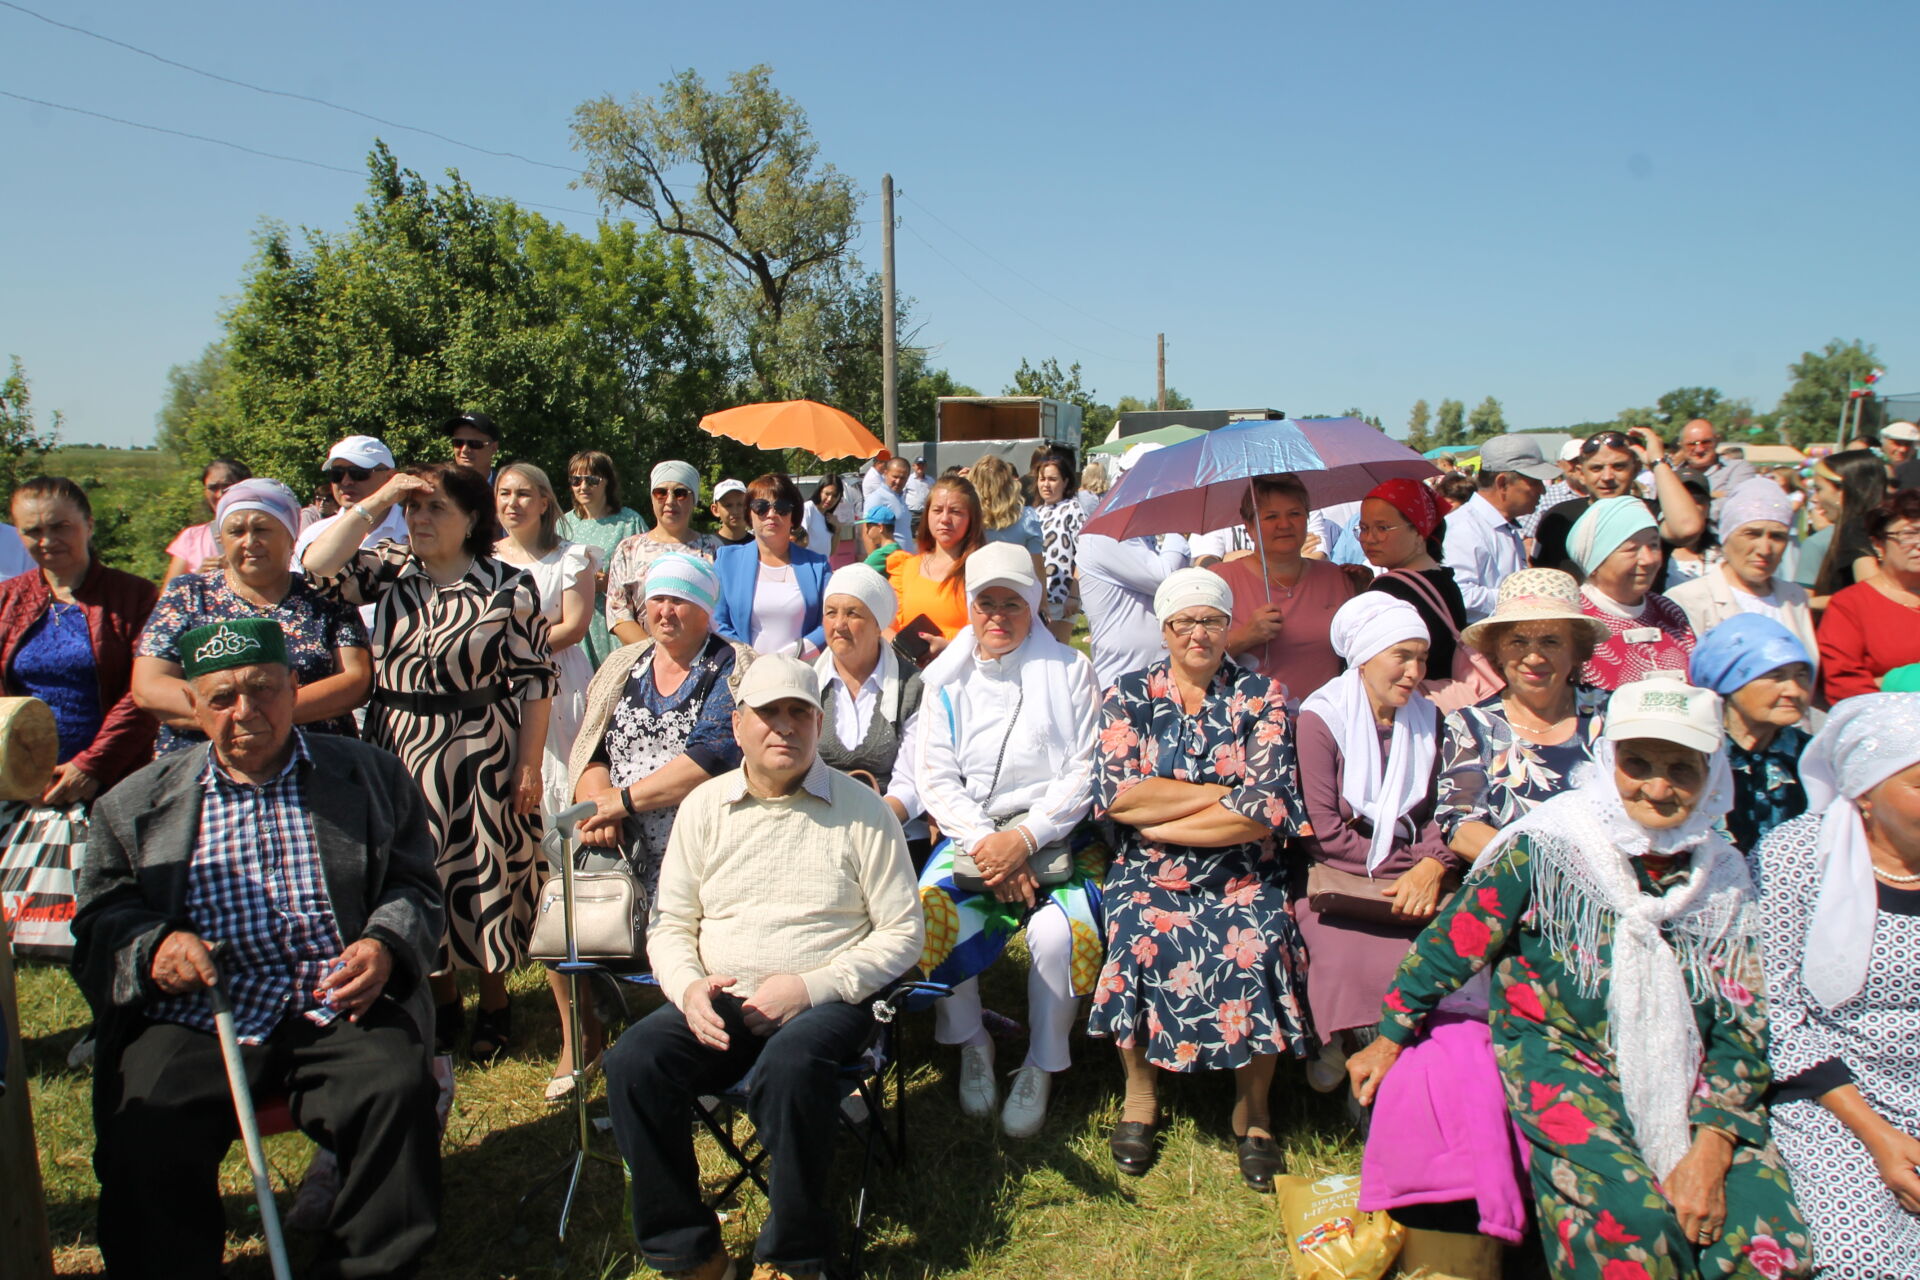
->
<box><xmin>618</xmin><ymin>973</ymin><xmax>950</xmax><ymax>1280</ymax></box>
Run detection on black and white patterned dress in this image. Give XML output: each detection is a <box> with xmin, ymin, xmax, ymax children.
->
<box><xmin>1758</xmin><ymin>813</ymin><xmax>1920</xmax><ymax>1279</ymax></box>
<box><xmin>1034</xmin><ymin>499</ymin><xmax>1086</xmax><ymax>623</ymax></box>
<box><xmin>313</xmin><ymin>542</ymin><xmax>556</xmax><ymax>973</ymax></box>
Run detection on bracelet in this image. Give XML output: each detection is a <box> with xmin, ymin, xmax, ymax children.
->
<box><xmin>1014</xmin><ymin>824</ymin><xmax>1038</xmax><ymax>857</ymax></box>
<box><xmin>352</xmin><ymin>502</ymin><xmax>377</xmax><ymax>527</ymax></box>
<box><xmin>619</xmin><ymin>785</ymin><xmax>636</xmax><ymax>816</ymax></box>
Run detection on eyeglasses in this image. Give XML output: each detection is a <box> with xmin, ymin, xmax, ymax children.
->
<box><xmin>327</xmin><ymin>465</ymin><xmax>372</xmax><ymax>483</ymax></box>
<box><xmin>449</xmin><ymin>436</ymin><xmax>492</xmax><ymax>451</ymax></box>
<box><xmin>971</xmin><ymin>599</ymin><xmax>1028</xmax><ymax>618</ymax></box>
<box><xmin>1354</xmin><ymin>521</ymin><xmax>1413</xmax><ymax>539</ymax></box>
<box><xmin>568</xmin><ymin>475</ymin><xmax>604</xmax><ymax>488</ymax></box>
<box><xmin>1166</xmin><ymin>613</ymin><xmax>1231</xmax><ymax>637</ymax></box>
<box><xmin>750</xmin><ymin>498</ymin><xmax>797</xmax><ymax>518</ymax></box>
<box><xmin>1879</xmin><ymin>529</ymin><xmax>1920</xmax><ymax>548</ymax></box>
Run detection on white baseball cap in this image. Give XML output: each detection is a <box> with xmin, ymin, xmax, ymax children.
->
<box><xmin>712</xmin><ymin>478</ymin><xmax>747</xmax><ymax>502</ymax></box>
<box><xmin>1603</xmin><ymin>672</ymin><xmax>1723</xmax><ymax>755</ymax></box>
<box><xmin>1883</xmin><ymin>421</ymin><xmax>1920</xmax><ymax>443</ymax></box>
<box><xmin>1558</xmin><ymin>439</ymin><xmax>1585</xmax><ymax>463</ymax></box>
<box><xmin>735</xmin><ymin>653</ymin><xmax>822</xmax><ymax>711</ymax></box>
<box><xmin>325</xmin><ymin>435</ymin><xmax>395</xmax><ymax>470</ymax></box>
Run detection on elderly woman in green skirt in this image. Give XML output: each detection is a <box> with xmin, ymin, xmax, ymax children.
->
<box><xmin>1349</xmin><ymin>675</ymin><xmax>1809</xmax><ymax>1279</ymax></box>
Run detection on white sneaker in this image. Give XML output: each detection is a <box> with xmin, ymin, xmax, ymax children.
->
<box><xmin>1000</xmin><ymin>1063</ymin><xmax>1052</xmax><ymax>1139</ymax></box>
<box><xmin>1305</xmin><ymin>1041</ymin><xmax>1348</xmax><ymax>1094</ymax></box>
<box><xmin>957</xmin><ymin>1042</ymin><xmax>997</xmax><ymax>1118</ymax></box>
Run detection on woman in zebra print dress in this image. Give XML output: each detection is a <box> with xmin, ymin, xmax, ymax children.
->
<box><xmin>303</xmin><ymin>462</ymin><xmax>556</xmax><ymax>1061</ymax></box>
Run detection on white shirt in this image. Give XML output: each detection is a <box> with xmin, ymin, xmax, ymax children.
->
<box><xmin>918</xmin><ymin>644</ymin><xmax>1098</xmax><ymax>855</ymax></box>
<box><xmin>903</xmin><ymin>473</ymin><xmax>931</xmax><ymax>513</ymax></box>
<box><xmin>819</xmin><ymin>662</ymin><xmax>924</xmax><ymax>825</ymax></box>
<box><xmin>0</xmin><ymin>524</ymin><xmax>30</xmax><ymax>580</ymax></box>
<box><xmin>862</xmin><ymin>469</ymin><xmax>913</xmax><ymax>543</ymax></box>
<box><xmin>1188</xmin><ymin>524</ymin><xmax>1252</xmax><ymax>563</ymax></box>
<box><xmin>750</xmin><ymin>563</ymin><xmax>805</xmax><ymax>656</ymax></box>
<box><xmin>293</xmin><ymin>506</ymin><xmax>411</xmax><ymax>629</ymax></box>
<box><xmin>1443</xmin><ymin>492</ymin><xmax>1528</xmax><ymax>621</ymax></box>
<box><xmin>801</xmin><ymin>500</ymin><xmax>833</xmax><ymax>556</ymax></box>
<box><xmin>1076</xmin><ymin>532</ymin><xmax>1190</xmax><ymax>690</ymax></box>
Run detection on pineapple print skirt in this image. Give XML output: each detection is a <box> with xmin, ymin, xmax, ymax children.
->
<box><xmin>916</xmin><ymin>827</ymin><xmax>1107</xmax><ymax>997</ymax></box>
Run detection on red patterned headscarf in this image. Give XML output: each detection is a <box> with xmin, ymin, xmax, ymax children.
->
<box><xmin>1364</xmin><ymin>478</ymin><xmax>1442</xmax><ymax>539</ymax></box>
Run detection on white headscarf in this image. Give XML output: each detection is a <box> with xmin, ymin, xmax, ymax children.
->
<box><xmin>1472</xmin><ymin>732</ymin><xmax>1750</xmax><ymax>1179</ymax></box>
<box><xmin>1298</xmin><ymin>594</ymin><xmax>1435</xmax><ymax>874</ymax></box>
<box><xmin>824</xmin><ymin>563</ymin><xmax>898</xmax><ymax>631</ymax></box>
<box><xmin>1798</xmin><ymin>692</ymin><xmax>1920</xmax><ymax>1008</ymax></box>
<box><xmin>1153</xmin><ymin>567</ymin><xmax>1234</xmax><ymax>624</ymax></box>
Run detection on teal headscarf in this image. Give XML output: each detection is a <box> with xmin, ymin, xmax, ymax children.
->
<box><xmin>1567</xmin><ymin>496</ymin><xmax>1658</xmax><ymax>577</ymax></box>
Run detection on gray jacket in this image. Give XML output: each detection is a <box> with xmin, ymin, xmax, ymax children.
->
<box><xmin>71</xmin><ymin>733</ymin><xmax>444</xmax><ymax>1044</ymax></box>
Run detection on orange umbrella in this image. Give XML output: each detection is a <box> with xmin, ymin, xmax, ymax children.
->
<box><xmin>698</xmin><ymin>400</ymin><xmax>884</xmax><ymax>460</ymax></box>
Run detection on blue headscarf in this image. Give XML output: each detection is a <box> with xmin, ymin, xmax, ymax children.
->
<box><xmin>1686</xmin><ymin>613</ymin><xmax>1811</xmax><ymax>696</ymax></box>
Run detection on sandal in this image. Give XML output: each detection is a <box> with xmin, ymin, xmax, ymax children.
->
<box><xmin>433</xmin><ymin>1001</ymin><xmax>464</xmax><ymax>1057</ymax></box>
<box><xmin>468</xmin><ymin>1002</ymin><xmax>513</xmax><ymax>1062</ymax></box>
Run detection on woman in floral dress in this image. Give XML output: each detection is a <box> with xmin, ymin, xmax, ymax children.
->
<box><xmin>1351</xmin><ymin>676</ymin><xmax>1810</xmax><ymax>1280</ymax></box>
<box><xmin>1088</xmin><ymin>569</ymin><xmax>1311</xmax><ymax>1191</ymax></box>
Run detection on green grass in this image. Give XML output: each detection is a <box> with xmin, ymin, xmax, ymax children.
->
<box><xmin>17</xmin><ymin>949</ymin><xmax>1366</xmax><ymax>1278</ymax></box>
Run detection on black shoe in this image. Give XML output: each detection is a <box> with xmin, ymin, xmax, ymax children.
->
<box><xmin>469</xmin><ymin>1002</ymin><xmax>512</xmax><ymax>1062</ymax></box>
<box><xmin>433</xmin><ymin>1001</ymin><xmax>464</xmax><ymax>1056</ymax></box>
<box><xmin>1109</xmin><ymin>1120</ymin><xmax>1159</xmax><ymax>1177</ymax></box>
<box><xmin>1235</xmin><ymin>1133</ymin><xmax>1283</xmax><ymax>1193</ymax></box>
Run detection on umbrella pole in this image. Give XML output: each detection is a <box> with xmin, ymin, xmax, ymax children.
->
<box><xmin>1249</xmin><ymin>477</ymin><xmax>1274</xmax><ymax>670</ymax></box>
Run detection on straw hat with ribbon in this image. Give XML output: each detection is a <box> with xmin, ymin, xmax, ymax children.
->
<box><xmin>1461</xmin><ymin>568</ymin><xmax>1610</xmax><ymax>651</ymax></box>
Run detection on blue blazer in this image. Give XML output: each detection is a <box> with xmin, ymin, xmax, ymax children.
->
<box><xmin>710</xmin><ymin>541</ymin><xmax>831</xmax><ymax>653</ymax></box>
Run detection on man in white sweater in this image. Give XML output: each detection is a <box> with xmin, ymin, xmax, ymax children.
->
<box><xmin>603</xmin><ymin>653</ymin><xmax>923</xmax><ymax>1280</ymax></box>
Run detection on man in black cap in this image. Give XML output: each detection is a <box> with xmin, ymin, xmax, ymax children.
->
<box><xmin>74</xmin><ymin>618</ymin><xmax>444</xmax><ymax>1280</ymax></box>
<box><xmin>444</xmin><ymin>410</ymin><xmax>502</xmax><ymax>483</ymax></box>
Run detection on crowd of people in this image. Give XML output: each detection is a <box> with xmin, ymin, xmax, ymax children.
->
<box><xmin>5</xmin><ymin>412</ymin><xmax>1920</xmax><ymax>1280</ymax></box>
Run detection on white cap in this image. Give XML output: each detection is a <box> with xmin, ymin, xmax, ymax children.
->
<box><xmin>1883</xmin><ymin>421</ymin><xmax>1920</xmax><ymax>443</ymax></box>
<box><xmin>326</xmin><ymin>435</ymin><xmax>394</xmax><ymax>469</ymax></box>
<box><xmin>1603</xmin><ymin>672</ymin><xmax>1723</xmax><ymax>755</ymax></box>
<box><xmin>735</xmin><ymin>653</ymin><xmax>822</xmax><ymax>711</ymax></box>
<box><xmin>713</xmin><ymin>478</ymin><xmax>747</xmax><ymax>501</ymax></box>
<box><xmin>1558</xmin><ymin>439</ymin><xmax>1585</xmax><ymax>463</ymax></box>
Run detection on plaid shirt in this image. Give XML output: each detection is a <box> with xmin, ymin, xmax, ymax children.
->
<box><xmin>1521</xmin><ymin>477</ymin><xmax>1578</xmax><ymax>540</ymax></box>
<box><xmin>149</xmin><ymin>731</ymin><xmax>346</xmax><ymax>1044</ymax></box>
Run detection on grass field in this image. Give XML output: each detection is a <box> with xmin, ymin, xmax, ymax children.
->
<box><xmin>18</xmin><ymin>945</ymin><xmax>1372</xmax><ymax>1279</ymax></box>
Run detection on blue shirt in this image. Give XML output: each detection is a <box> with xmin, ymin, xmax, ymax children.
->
<box><xmin>11</xmin><ymin>601</ymin><xmax>101</xmax><ymax>763</ymax></box>
<box><xmin>148</xmin><ymin>732</ymin><xmax>346</xmax><ymax>1044</ymax></box>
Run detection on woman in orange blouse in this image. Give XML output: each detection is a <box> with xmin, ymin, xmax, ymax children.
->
<box><xmin>888</xmin><ymin>475</ymin><xmax>985</xmax><ymax>659</ymax></box>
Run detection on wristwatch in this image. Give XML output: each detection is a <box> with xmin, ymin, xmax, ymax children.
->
<box><xmin>351</xmin><ymin>502</ymin><xmax>377</xmax><ymax>527</ymax></box>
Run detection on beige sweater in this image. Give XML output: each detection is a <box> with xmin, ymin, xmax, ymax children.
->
<box><xmin>647</xmin><ymin>756</ymin><xmax>924</xmax><ymax>1008</ymax></box>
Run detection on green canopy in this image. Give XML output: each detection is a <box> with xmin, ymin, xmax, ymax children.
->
<box><xmin>1088</xmin><ymin>424</ymin><xmax>1207</xmax><ymax>456</ymax></box>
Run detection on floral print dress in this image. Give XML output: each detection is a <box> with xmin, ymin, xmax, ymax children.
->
<box><xmin>1435</xmin><ymin>688</ymin><xmax>1607</xmax><ymax>842</ymax></box>
<box><xmin>1377</xmin><ymin>837</ymin><xmax>1810</xmax><ymax>1280</ymax></box>
<box><xmin>1086</xmin><ymin>659</ymin><xmax>1314</xmax><ymax>1071</ymax></box>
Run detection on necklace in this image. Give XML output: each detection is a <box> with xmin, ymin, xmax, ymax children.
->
<box><xmin>1873</xmin><ymin>864</ymin><xmax>1920</xmax><ymax>884</ymax></box>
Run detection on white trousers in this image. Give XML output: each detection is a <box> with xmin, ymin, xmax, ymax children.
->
<box><xmin>932</xmin><ymin>901</ymin><xmax>1079</xmax><ymax>1073</ymax></box>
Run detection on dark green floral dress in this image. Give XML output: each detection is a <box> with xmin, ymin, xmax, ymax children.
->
<box><xmin>1377</xmin><ymin>836</ymin><xmax>1810</xmax><ymax>1280</ymax></box>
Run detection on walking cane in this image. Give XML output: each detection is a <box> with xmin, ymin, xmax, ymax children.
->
<box><xmin>203</xmin><ymin>941</ymin><xmax>293</xmax><ymax>1280</ymax></box>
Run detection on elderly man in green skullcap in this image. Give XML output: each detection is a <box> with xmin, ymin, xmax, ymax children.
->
<box><xmin>72</xmin><ymin>617</ymin><xmax>447</xmax><ymax>1280</ymax></box>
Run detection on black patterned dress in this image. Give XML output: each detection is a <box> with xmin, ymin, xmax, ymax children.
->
<box><xmin>313</xmin><ymin>542</ymin><xmax>556</xmax><ymax>973</ymax></box>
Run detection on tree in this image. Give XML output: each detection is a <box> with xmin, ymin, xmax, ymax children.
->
<box><xmin>215</xmin><ymin>143</ymin><xmax>728</xmax><ymax>491</ymax></box>
<box><xmin>1776</xmin><ymin>339</ymin><xmax>1884</xmax><ymax>447</ymax></box>
<box><xmin>572</xmin><ymin>66</ymin><xmax>867</xmax><ymax>403</ymax></box>
<box><xmin>1113</xmin><ymin>389</ymin><xmax>1194</xmax><ymax>414</ymax></box>
<box><xmin>1434</xmin><ymin>398</ymin><xmax>1466</xmax><ymax>447</ymax></box>
<box><xmin>1467</xmin><ymin>396</ymin><xmax>1508</xmax><ymax>441</ymax></box>
<box><xmin>1004</xmin><ymin>357</ymin><xmax>1117</xmax><ymax>438</ymax></box>
<box><xmin>155</xmin><ymin>342</ymin><xmax>238</xmax><ymax>463</ymax></box>
<box><xmin>1404</xmin><ymin>399</ymin><xmax>1432</xmax><ymax>449</ymax></box>
<box><xmin>0</xmin><ymin>356</ymin><xmax>59</xmax><ymax>504</ymax></box>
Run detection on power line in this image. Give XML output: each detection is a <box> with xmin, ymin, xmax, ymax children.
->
<box><xmin>899</xmin><ymin>217</ymin><xmax>1139</xmax><ymax>367</ymax></box>
<box><xmin>0</xmin><ymin>0</ymin><xmax>582</xmax><ymax>175</ymax></box>
<box><xmin>900</xmin><ymin>190</ymin><xmax>1150</xmax><ymax>341</ymax></box>
<box><xmin>0</xmin><ymin>89</ymin><xmax>605</xmax><ymax>220</ymax></box>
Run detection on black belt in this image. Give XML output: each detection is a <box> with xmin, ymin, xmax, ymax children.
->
<box><xmin>373</xmin><ymin>686</ymin><xmax>510</xmax><ymax>715</ymax></box>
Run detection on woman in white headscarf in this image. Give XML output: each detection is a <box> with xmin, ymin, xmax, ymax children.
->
<box><xmin>1351</xmin><ymin>675</ymin><xmax>1811</xmax><ymax>1280</ymax></box>
<box><xmin>1295</xmin><ymin>594</ymin><xmax>1459</xmax><ymax>1046</ymax></box>
<box><xmin>1087</xmin><ymin>568</ymin><xmax>1312</xmax><ymax>1191</ymax></box>
<box><xmin>602</xmin><ymin>460</ymin><xmax>722</xmax><ymax>646</ymax></box>
<box><xmin>1757</xmin><ymin>692</ymin><xmax>1920</xmax><ymax>1278</ymax></box>
<box><xmin>812</xmin><ymin>563</ymin><xmax>928</xmax><ymax>861</ymax></box>
<box><xmin>916</xmin><ymin>542</ymin><xmax>1101</xmax><ymax>1140</ymax></box>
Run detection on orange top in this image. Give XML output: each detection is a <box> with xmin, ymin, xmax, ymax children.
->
<box><xmin>887</xmin><ymin>550</ymin><xmax>969</xmax><ymax>638</ymax></box>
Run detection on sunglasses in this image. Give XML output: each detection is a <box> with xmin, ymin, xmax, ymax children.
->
<box><xmin>750</xmin><ymin>498</ymin><xmax>798</xmax><ymax>518</ymax></box>
<box><xmin>449</xmin><ymin>436</ymin><xmax>492</xmax><ymax>451</ymax></box>
<box><xmin>1580</xmin><ymin>431</ymin><xmax>1634</xmax><ymax>457</ymax></box>
<box><xmin>568</xmin><ymin>474</ymin><xmax>605</xmax><ymax>488</ymax></box>
<box><xmin>327</xmin><ymin>465</ymin><xmax>372</xmax><ymax>483</ymax></box>
<box><xmin>652</xmin><ymin>486</ymin><xmax>693</xmax><ymax>500</ymax></box>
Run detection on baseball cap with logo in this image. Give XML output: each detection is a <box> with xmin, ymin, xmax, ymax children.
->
<box><xmin>1603</xmin><ymin>672</ymin><xmax>1722</xmax><ymax>755</ymax></box>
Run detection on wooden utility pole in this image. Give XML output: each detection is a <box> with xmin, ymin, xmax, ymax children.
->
<box><xmin>1155</xmin><ymin>333</ymin><xmax>1166</xmax><ymax>411</ymax></box>
<box><xmin>881</xmin><ymin>174</ymin><xmax>898</xmax><ymax>454</ymax></box>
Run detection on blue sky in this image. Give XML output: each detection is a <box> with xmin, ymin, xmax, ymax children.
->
<box><xmin>3</xmin><ymin>1</ymin><xmax>1915</xmax><ymax>448</ymax></box>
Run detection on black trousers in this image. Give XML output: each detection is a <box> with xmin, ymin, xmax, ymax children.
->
<box><xmin>93</xmin><ymin>1002</ymin><xmax>441</xmax><ymax>1280</ymax></box>
<box><xmin>606</xmin><ymin>993</ymin><xmax>875</xmax><ymax>1273</ymax></box>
